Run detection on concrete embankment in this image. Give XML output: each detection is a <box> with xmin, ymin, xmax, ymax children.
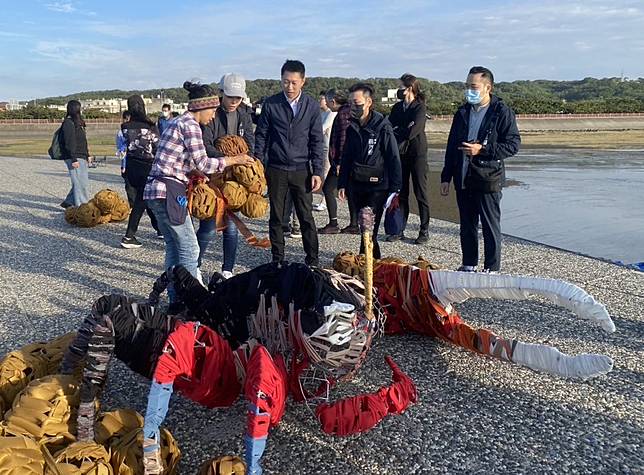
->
<box><xmin>426</xmin><ymin>114</ymin><xmax>644</xmax><ymax>133</ymax></box>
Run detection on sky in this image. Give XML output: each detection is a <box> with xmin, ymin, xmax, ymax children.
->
<box><xmin>1</xmin><ymin>0</ymin><xmax>643</xmax><ymax>100</ymax></box>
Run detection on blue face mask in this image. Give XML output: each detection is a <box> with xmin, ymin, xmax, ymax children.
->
<box><xmin>465</xmin><ymin>89</ymin><xmax>482</xmax><ymax>105</ymax></box>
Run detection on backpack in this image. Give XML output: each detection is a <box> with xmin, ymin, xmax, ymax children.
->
<box><xmin>48</xmin><ymin>127</ymin><xmax>64</xmax><ymax>160</ymax></box>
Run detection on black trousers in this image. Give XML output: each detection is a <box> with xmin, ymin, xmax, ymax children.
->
<box><xmin>322</xmin><ymin>167</ymin><xmax>339</xmax><ymax>223</ymax></box>
<box><xmin>399</xmin><ymin>155</ymin><xmax>430</xmax><ymax>234</ymax></box>
<box><xmin>124</xmin><ymin>161</ymin><xmax>159</xmax><ymax>238</ymax></box>
<box><xmin>266</xmin><ymin>167</ymin><xmax>319</xmax><ymax>266</ymax></box>
<box><xmin>455</xmin><ymin>189</ymin><xmax>502</xmax><ymax>271</ymax></box>
<box><xmin>349</xmin><ymin>188</ymin><xmax>388</xmax><ymax>259</ymax></box>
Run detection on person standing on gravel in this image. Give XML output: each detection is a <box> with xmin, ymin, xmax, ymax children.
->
<box><xmin>387</xmin><ymin>73</ymin><xmax>430</xmax><ymax>245</ymax></box>
<box><xmin>254</xmin><ymin>59</ymin><xmax>324</xmax><ymax>267</ymax></box>
<box><xmin>144</xmin><ymin>81</ymin><xmax>253</xmax><ymax>306</ymax></box>
<box><xmin>197</xmin><ymin>73</ymin><xmax>255</xmax><ymax>279</ymax></box>
<box><xmin>440</xmin><ymin>66</ymin><xmax>521</xmax><ymax>272</ymax></box>
<box><xmin>60</xmin><ymin>100</ymin><xmax>91</xmax><ymax>208</ymax></box>
<box><xmin>338</xmin><ymin>82</ymin><xmax>402</xmax><ymax>259</ymax></box>
<box><xmin>119</xmin><ymin>95</ymin><xmax>162</xmax><ymax>249</ymax></box>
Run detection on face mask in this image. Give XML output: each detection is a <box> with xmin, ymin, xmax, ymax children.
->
<box><xmin>465</xmin><ymin>89</ymin><xmax>482</xmax><ymax>105</ymax></box>
<box><xmin>396</xmin><ymin>88</ymin><xmax>406</xmax><ymax>100</ymax></box>
<box><xmin>350</xmin><ymin>104</ymin><xmax>364</xmax><ymax>120</ymax></box>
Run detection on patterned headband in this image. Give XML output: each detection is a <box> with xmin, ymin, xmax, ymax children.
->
<box><xmin>187</xmin><ymin>95</ymin><xmax>220</xmax><ymax>111</ymax></box>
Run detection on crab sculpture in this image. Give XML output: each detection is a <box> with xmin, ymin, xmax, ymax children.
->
<box><xmin>49</xmin><ymin>243</ymin><xmax>614</xmax><ymax>475</ymax></box>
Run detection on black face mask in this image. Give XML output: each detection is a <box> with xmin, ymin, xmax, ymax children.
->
<box><xmin>350</xmin><ymin>104</ymin><xmax>364</xmax><ymax>120</ymax></box>
<box><xmin>397</xmin><ymin>88</ymin><xmax>406</xmax><ymax>100</ymax></box>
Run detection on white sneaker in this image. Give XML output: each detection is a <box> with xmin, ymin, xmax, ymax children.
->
<box><xmin>313</xmin><ymin>202</ymin><xmax>327</xmax><ymax>212</ymax></box>
<box><xmin>222</xmin><ymin>271</ymin><xmax>233</xmax><ymax>280</ymax></box>
<box><xmin>457</xmin><ymin>265</ymin><xmax>476</xmax><ymax>272</ymax></box>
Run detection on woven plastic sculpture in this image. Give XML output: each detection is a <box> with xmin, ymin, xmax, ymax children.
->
<box><xmin>75</xmin><ymin>201</ymin><xmax>102</xmax><ymax>228</ymax></box>
<box><xmin>240</xmin><ymin>192</ymin><xmax>268</xmax><ymax>219</ymax></box>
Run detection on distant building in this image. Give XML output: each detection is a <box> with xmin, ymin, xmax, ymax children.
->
<box><xmin>77</xmin><ymin>96</ymin><xmax>188</xmax><ymax>114</ymax></box>
<box><xmin>380</xmin><ymin>89</ymin><xmax>399</xmax><ymax>107</ymax></box>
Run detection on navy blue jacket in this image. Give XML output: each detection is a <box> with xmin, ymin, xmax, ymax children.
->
<box><xmin>441</xmin><ymin>95</ymin><xmax>521</xmax><ymax>190</ymax></box>
<box><xmin>253</xmin><ymin>92</ymin><xmax>325</xmax><ymax>176</ymax></box>
<box><xmin>338</xmin><ymin>111</ymin><xmax>402</xmax><ymax>193</ymax></box>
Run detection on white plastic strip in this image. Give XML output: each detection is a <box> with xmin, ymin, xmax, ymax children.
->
<box><xmin>429</xmin><ymin>271</ymin><xmax>615</xmax><ymax>333</ymax></box>
<box><xmin>512</xmin><ymin>341</ymin><xmax>614</xmax><ymax>380</ymax></box>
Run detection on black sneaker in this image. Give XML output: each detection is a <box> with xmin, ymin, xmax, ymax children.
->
<box><xmin>457</xmin><ymin>265</ymin><xmax>476</xmax><ymax>272</ymax></box>
<box><xmin>289</xmin><ymin>227</ymin><xmax>302</xmax><ymax>239</ymax></box>
<box><xmin>60</xmin><ymin>201</ymin><xmax>73</xmax><ymax>209</ymax></box>
<box><xmin>340</xmin><ymin>225</ymin><xmax>360</xmax><ymax>235</ymax></box>
<box><xmin>318</xmin><ymin>223</ymin><xmax>340</xmax><ymax>234</ymax></box>
<box><xmin>386</xmin><ymin>233</ymin><xmax>404</xmax><ymax>242</ymax></box>
<box><xmin>120</xmin><ymin>236</ymin><xmax>142</xmax><ymax>249</ymax></box>
<box><xmin>415</xmin><ymin>233</ymin><xmax>429</xmax><ymax>245</ymax></box>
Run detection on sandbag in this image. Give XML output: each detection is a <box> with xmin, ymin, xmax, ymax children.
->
<box><xmin>0</xmin><ymin>435</ymin><xmax>45</xmax><ymax>474</ymax></box>
<box><xmin>197</xmin><ymin>456</ymin><xmax>246</xmax><ymax>475</ymax></box>
<box><xmin>75</xmin><ymin>201</ymin><xmax>102</xmax><ymax>228</ymax></box>
<box><xmin>215</xmin><ymin>135</ymin><xmax>249</xmax><ymax>156</ymax></box>
<box><xmin>1</xmin><ymin>374</ymin><xmax>79</xmax><ymax>448</ymax></box>
<box><xmin>240</xmin><ymin>193</ymin><xmax>268</xmax><ymax>219</ymax></box>
<box><xmin>64</xmin><ymin>207</ymin><xmax>78</xmax><ymax>225</ymax></box>
<box><xmin>190</xmin><ymin>182</ymin><xmax>220</xmax><ymax>220</ymax></box>
<box><xmin>221</xmin><ymin>182</ymin><xmax>248</xmax><ymax>211</ymax></box>
<box><xmin>95</xmin><ymin>409</ymin><xmax>180</xmax><ymax>475</ymax></box>
<box><xmin>231</xmin><ymin>160</ymin><xmax>266</xmax><ymax>195</ymax></box>
<box><xmin>94</xmin><ymin>189</ymin><xmax>120</xmax><ymax>215</ymax></box>
<box><xmin>0</xmin><ymin>333</ymin><xmax>76</xmax><ymax>417</ymax></box>
<box><xmin>50</xmin><ymin>441</ymin><xmax>113</xmax><ymax>475</ymax></box>
<box><xmin>109</xmin><ymin>198</ymin><xmax>130</xmax><ymax>222</ymax></box>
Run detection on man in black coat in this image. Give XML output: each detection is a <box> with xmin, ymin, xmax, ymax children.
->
<box><xmin>440</xmin><ymin>66</ymin><xmax>521</xmax><ymax>272</ymax></box>
<box><xmin>254</xmin><ymin>60</ymin><xmax>324</xmax><ymax>266</ymax></box>
<box><xmin>338</xmin><ymin>82</ymin><xmax>402</xmax><ymax>259</ymax></box>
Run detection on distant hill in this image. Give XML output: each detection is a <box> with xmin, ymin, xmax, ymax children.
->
<box><xmin>21</xmin><ymin>76</ymin><xmax>644</xmax><ymax>115</ymax></box>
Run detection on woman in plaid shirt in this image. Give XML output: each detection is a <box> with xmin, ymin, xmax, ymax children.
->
<box><xmin>144</xmin><ymin>81</ymin><xmax>253</xmax><ymax>307</ymax></box>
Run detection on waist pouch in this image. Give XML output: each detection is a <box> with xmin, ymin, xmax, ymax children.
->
<box><xmin>465</xmin><ymin>158</ymin><xmax>503</xmax><ymax>193</ymax></box>
<box><xmin>160</xmin><ymin>178</ymin><xmax>188</xmax><ymax>225</ymax></box>
<box><xmin>352</xmin><ymin>162</ymin><xmax>384</xmax><ymax>184</ymax></box>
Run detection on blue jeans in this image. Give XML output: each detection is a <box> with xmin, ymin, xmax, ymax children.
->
<box><xmin>63</xmin><ymin>158</ymin><xmax>90</xmax><ymax>206</ymax></box>
<box><xmin>195</xmin><ymin>214</ymin><xmax>239</xmax><ymax>272</ymax></box>
<box><xmin>147</xmin><ymin>199</ymin><xmax>200</xmax><ymax>302</ymax></box>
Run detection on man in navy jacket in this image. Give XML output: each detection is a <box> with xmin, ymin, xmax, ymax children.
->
<box><xmin>440</xmin><ymin>66</ymin><xmax>521</xmax><ymax>272</ymax></box>
<box><xmin>254</xmin><ymin>59</ymin><xmax>324</xmax><ymax>266</ymax></box>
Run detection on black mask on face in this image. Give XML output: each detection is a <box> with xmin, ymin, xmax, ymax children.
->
<box><xmin>397</xmin><ymin>88</ymin><xmax>406</xmax><ymax>100</ymax></box>
<box><xmin>350</xmin><ymin>104</ymin><xmax>364</xmax><ymax>120</ymax></box>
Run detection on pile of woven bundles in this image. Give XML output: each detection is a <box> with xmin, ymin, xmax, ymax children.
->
<box><xmin>65</xmin><ymin>189</ymin><xmax>130</xmax><ymax>227</ymax></box>
<box><xmin>0</xmin><ymin>336</ymin><xmax>181</xmax><ymax>474</ymax></box>
<box><xmin>0</xmin><ymin>333</ymin><xmax>76</xmax><ymax>418</ymax></box>
<box><xmin>214</xmin><ymin>135</ymin><xmax>269</xmax><ymax>219</ymax></box>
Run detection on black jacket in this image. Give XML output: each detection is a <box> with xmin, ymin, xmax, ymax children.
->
<box><xmin>121</xmin><ymin>120</ymin><xmax>159</xmax><ymax>164</ymax></box>
<box><xmin>60</xmin><ymin>117</ymin><xmax>88</xmax><ymax>162</ymax></box>
<box><xmin>253</xmin><ymin>92</ymin><xmax>324</xmax><ymax>176</ymax></box>
<box><xmin>338</xmin><ymin>111</ymin><xmax>402</xmax><ymax>193</ymax></box>
<box><xmin>201</xmin><ymin>106</ymin><xmax>255</xmax><ymax>158</ymax></box>
<box><xmin>441</xmin><ymin>95</ymin><xmax>521</xmax><ymax>190</ymax></box>
<box><xmin>388</xmin><ymin>99</ymin><xmax>427</xmax><ymax>159</ymax></box>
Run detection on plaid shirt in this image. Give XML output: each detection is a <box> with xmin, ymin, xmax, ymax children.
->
<box><xmin>144</xmin><ymin>111</ymin><xmax>226</xmax><ymax>200</ymax></box>
<box><xmin>328</xmin><ymin>103</ymin><xmax>351</xmax><ymax>167</ymax></box>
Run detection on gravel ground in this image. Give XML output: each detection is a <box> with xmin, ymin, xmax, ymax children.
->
<box><xmin>0</xmin><ymin>156</ymin><xmax>642</xmax><ymax>475</ymax></box>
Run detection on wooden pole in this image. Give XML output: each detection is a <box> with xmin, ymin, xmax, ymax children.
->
<box><xmin>359</xmin><ymin>207</ymin><xmax>375</xmax><ymax>320</ymax></box>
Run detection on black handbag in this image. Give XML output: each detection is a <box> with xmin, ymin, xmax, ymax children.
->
<box><xmin>352</xmin><ymin>162</ymin><xmax>384</xmax><ymax>183</ymax></box>
<box><xmin>465</xmin><ymin>157</ymin><xmax>503</xmax><ymax>192</ymax></box>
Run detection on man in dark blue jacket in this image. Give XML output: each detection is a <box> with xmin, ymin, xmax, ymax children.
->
<box><xmin>254</xmin><ymin>59</ymin><xmax>324</xmax><ymax>266</ymax></box>
<box><xmin>440</xmin><ymin>66</ymin><xmax>521</xmax><ymax>272</ymax></box>
<box><xmin>338</xmin><ymin>82</ymin><xmax>402</xmax><ymax>259</ymax></box>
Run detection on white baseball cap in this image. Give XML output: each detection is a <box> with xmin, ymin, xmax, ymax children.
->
<box><xmin>219</xmin><ymin>73</ymin><xmax>247</xmax><ymax>98</ymax></box>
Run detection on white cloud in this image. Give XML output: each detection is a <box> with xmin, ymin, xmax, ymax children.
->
<box><xmin>33</xmin><ymin>41</ymin><xmax>124</xmax><ymax>68</ymax></box>
<box><xmin>45</xmin><ymin>1</ymin><xmax>75</xmax><ymax>13</ymax></box>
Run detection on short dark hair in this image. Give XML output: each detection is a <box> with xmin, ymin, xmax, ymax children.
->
<box><xmin>281</xmin><ymin>59</ymin><xmax>305</xmax><ymax>77</ymax></box>
<box><xmin>319</xmin><ymin>90</ymin><xmax>327</xmax><ymax>97</ymax></box>
<box><xmin>325</xmin><ymin>89</ymin><xmax>347</xmax><ymax>105</ymax></box>
<box><xmin>469</xmin><ymin>66</ymin><xmax>494</xmax><ymax>86</ymax></box>
<box><xmin>162</xmin><ymin>103</ymin><xmax>171</xmax><ymax>110</ymax></box>
<box><xmin>348</xmin><ymin>82</ymin><xmax>375</xmax><ymax>97</ymax></box>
